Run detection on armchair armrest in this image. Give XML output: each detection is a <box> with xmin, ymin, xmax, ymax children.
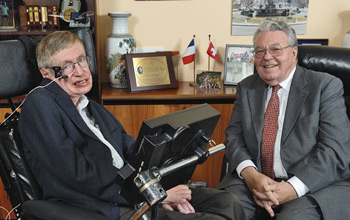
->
<box><xmin>22</xmin><ymin>200</ymin><xmax>110</xmax><ymax>220</ymax></box>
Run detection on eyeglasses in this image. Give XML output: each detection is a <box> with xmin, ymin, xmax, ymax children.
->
<box><xmin>253</xmin><ymin>46</ymin><xmax>291</xmax><ymax>59</ymax></box>
<box><xmin>46</xmin><ymin>56</ymin><xmax>91</xmax><ymax>76</ymax></box>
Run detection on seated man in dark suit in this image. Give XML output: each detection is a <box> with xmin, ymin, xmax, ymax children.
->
<box><xmin>18</xmin><ymin>30</ymin><xmax>247</xmax><ymax>220</ymax></box>
<box><xmin>218</xmin><ymin>18</ymin><xmax>350</xmax><ymax>220</ymax></box>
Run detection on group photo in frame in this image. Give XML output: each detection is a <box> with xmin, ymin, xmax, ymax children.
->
<box><xmin>224</xmin><ymin>44</ymin><xmax>254</xmax><ymax>85</ymax></box>
<box><xmin>196</xmin><ymin>70</ymin><xmax>222</xmax><ymax>89</ymax></box>
<box><xmin>0</xmin><ymin>0</ymin><xmax>15</xmax><ymax>31</ymax></box>
<box><xmin>124</xmin><ymin>51</ymin><xmax>177</xmax><ymax>93</ymax></box>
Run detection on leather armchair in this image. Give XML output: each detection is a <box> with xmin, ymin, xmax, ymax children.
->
<box><xmin>0</xmin><ymin>30</ymin><xmax>108</xmax><ymax>220</ymax></box>
<box><xmin>297</xmin><ymin>45</ymin><xmax>350</xmax><ymax>117</ymax></box>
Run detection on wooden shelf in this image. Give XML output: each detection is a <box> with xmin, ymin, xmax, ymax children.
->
<box><xmin>102</xmin><ymin>81</ymin><xmax>236</xmax><ymax>104</ymax></box>
<box><xmin>0</xmin><ymin>29</ymin><xmax>55</xmax><ymax>36</ymax></box>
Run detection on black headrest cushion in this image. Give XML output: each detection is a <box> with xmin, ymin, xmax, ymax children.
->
<box><xmin>0</xmin><ymin>38</ymin><xmax>42</xmax><ymax>99</ymax></box>
<box><xmin>298</xmin><ymin>45</ymin><xmax>350</xmax><ymax>95</ymax></box>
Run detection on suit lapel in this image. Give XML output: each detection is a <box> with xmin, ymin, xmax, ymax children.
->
<box><xmin>281</xmin><ymin>66</ymin><xmax>309</xmax><ymax>144</ymax></box>
<box><xmin>88</xmin><ymin>103</ymin><xmax>125</xmax><ymax>158</ymax></box>
<box><xmin>249</xmin><ymin>79</ymin><xmax>268</xmax><ymax>144</ymax></box>
<box><xmin>45</xmin><ymin>80</ymin><xmax>101</xmax><ymax>142</ymax></box>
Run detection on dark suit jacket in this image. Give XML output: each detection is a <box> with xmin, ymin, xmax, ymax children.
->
<box><xmin>218</xmin><ymin>65</ymin><xmax>350</xmax><ymax>220</ymax></box>
<box><xmin>18</xmin><ymin>78</ymin><xmax>135</xmax><ymax>219</ymax></box>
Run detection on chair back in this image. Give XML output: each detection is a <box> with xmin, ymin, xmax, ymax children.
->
<box><xmin>0</xmin><ymin>37</ymin><xmax>43</xmax><ymax>219</ymax></box>
<box><xmin>0</xmin><ymin>38</ymin><xmax>42</xmax><ymax>100</ymax></box>
<box><xmin>298</xmin><ymin>45</ymin><xmax>350</xmax><ymax>118</ymax></box>
<box><xmin>71</xmin><ymin>28</ymin><xmax>99</xmax><ymax>102</ymax></box>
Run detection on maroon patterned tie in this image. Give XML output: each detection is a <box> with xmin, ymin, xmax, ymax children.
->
<box><xmin>261</xmin><ymin>85</ymin><xmax>281</xmax><ymax>179</ymax></box>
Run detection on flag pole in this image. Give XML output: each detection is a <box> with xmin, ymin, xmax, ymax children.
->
<box><xmin>190</xmin><ymin>34</ymin><xmax>196</xmax><ymax>87</ymax></box>
<box><xmin>208</xmin><ymin>35</ymin><xmax>211</xmax><ymax>71</ymax></box>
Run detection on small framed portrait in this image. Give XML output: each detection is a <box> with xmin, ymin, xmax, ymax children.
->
<box><xmin>196</xmin><ymin>70</ymin><xmax>222</xmax><ymax>89</ymax></box>
<box><xmin>0</xmin><ymin>0</ymin><xmax>15</xmax><ymax>30</ymax></box>
<box><xmin>224</xmin><ymin>44</ymin><xmax>255</xmax><ymax>85</ymax></box>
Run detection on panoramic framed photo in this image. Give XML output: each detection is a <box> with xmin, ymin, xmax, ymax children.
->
<box><xmin>224</xmin><ymin>44</ymin><xmax>254</xmax><ymax>85</ymax></box>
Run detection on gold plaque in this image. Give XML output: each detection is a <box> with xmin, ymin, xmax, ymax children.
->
<box><xmin>132</xmin><ymin>56</ymin><xmax>170</xmax><ymax>87</ymax></box>
<box><xmin>125</xmin><ymin>52</ymin><xmax>178</xmax><ymax>93</ymax></box>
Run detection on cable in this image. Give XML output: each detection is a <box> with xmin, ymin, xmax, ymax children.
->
<box><xmin>0</xmin><ymin>76</ymin><xmax>66</xmax><ymax>126</ymax></box>
<box><xmin>0</xmin><ymin>205</ymin><xmax>10</xmax><ymax>219</ymax></box>
<box><xmin>0</xmin><ymin>203</ymin><xmax>21</xmax><ymax>220</ymax></box>
<box><xmin>5</xmin><ymin>203</ymin><xmax>21</xmax><ymax>220</ymax></box>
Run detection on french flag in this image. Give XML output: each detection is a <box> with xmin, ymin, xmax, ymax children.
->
<box><xmin>182</xmin><ymin>38</ymin><xmax>195</xmax><ymax>65</ymax></box>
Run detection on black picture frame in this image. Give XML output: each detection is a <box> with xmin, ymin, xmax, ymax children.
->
<box><xmin>297</xmin><ymin>38</ymin><xmax>329</xmax><ymax>45</ymax></box>
<box><xmin>125</xmin><ymin>51</ymin><xmax>178</xmax><ymax>93</ymax></box>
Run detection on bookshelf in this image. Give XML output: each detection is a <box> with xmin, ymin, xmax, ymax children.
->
<box><xmin>0</xmin><ymin>0</ymin><xmax>96</xmax><ymax>38</ymax></box>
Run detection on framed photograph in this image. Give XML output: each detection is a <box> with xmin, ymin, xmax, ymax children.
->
<box><xmin>125</xmin><ymin>51</ymin><xmax>178</xmax><ymax>93</ymax></box>
<box><xmin>196</xmin><ymin>70</ymin><xmax>221</xmax><ymax>89</ymax></box>
<box><xmin>224</xmin><ymin>44</ymin><xmax>254</xmax><ymax>85</ymax></box>
<box><xmin>298</xmin><ymin>38</ymin><xmax>329</xmax><ymax>46</ymax></box>
<box><xmin>231</xmin><ymin>0</ymin><xmax>310</xmax><ymax>35</ymax></box>
<box><xmin>0</xmin><ymin>0</ymin><xmax>15</xmax><ymax>31</ymax></box>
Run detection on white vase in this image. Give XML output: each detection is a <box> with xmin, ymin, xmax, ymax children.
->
<box><xmin>105</xmin><ymin>12</ymin><xmax>136</xmax><ymax>88</ymax></box>
<box><xmin>343</xmin><ymin>31</ymin><xmax>350</xmax><ymax>48</ymax></box>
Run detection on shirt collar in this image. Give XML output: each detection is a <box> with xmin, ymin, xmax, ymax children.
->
<box><xmin>76</xmin><ymin>95</ymin><xmax>89</xmax><ymax>112</ymax></box>
<box><xmin>269</xmin><ymin>66</ymin><xmax>296</xmax><ymax>92</ymax></box>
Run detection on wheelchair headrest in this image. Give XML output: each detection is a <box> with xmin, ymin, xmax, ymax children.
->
<box><xmin>0</xmin><ymin>38</ymin><xmax>42</xmax><ymax>99</ymax></box>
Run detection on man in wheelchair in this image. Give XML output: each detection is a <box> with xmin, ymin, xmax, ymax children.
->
<box><xmin>18</xmin><ymin>31</ymin><xmax>247</xmax><ymax>220</ymax></box>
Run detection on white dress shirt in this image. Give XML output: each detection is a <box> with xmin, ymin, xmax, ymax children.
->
<box><xmin>77</xmin><ymin>95</ymin><xmax>124</xmax><ymax>169</ymax></box>
<box><xmin>236</xmin><ymin>67</ymin><xmax>309</xmax><ymax>197</ymax></box>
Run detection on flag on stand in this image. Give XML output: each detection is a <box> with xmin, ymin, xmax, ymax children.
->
<box><xmin>182</xmin><ymin>38</ymin><xmax>195</xmax><ymax>65</ymax></box>
<box><xmin>207</xmin><ymin>40</ymin><xmax>219</xmax><ymax>61</ymax></box>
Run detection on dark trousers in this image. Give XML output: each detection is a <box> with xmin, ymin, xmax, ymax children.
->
<box><xmin>222</xmin><ymin>183</ymin><xmax>323</xmax><ymax>220</ymax></box>
<box><xmin>120</xmin><ymin>187</ymin><xmax>248</xmax><ymax>220</ymax></box>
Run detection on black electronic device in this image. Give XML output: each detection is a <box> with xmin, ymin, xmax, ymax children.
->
<box><xmin>52</xmin><ymin>66</ymin><xmax>63</xmax><ymax>78</ymax></box>
<box><xmin>116</xmin><ymin>103</ymin><xmax>221</xmax><ymax>207</ymax></box>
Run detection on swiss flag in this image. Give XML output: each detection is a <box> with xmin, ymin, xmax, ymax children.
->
<box><xmin>207</xmin><ymin>41</ymin><xmax>219</xmax><ymax>61</ymax></box>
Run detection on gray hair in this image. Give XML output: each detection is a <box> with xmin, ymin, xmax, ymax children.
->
<box><xmin>36</xmin><ymin>31</ymin><xmax>84</xmax><ymax>68</ymax></box>
<box><xmin>253</xmin><ymin>18</ymin><xmax>298</xmax><ymax>47</ymax></box>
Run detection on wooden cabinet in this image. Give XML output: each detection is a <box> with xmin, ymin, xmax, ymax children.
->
<box><xmin>102</xmin><ymin>82</ymin><xmax>236</xmax><ymax>188</ymax></box>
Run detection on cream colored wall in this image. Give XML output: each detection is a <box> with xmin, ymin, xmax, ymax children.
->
<box><xmin>96</xmin><ymin>0</ymin><xmax>350</xmax><ymax>82</ymax></box>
